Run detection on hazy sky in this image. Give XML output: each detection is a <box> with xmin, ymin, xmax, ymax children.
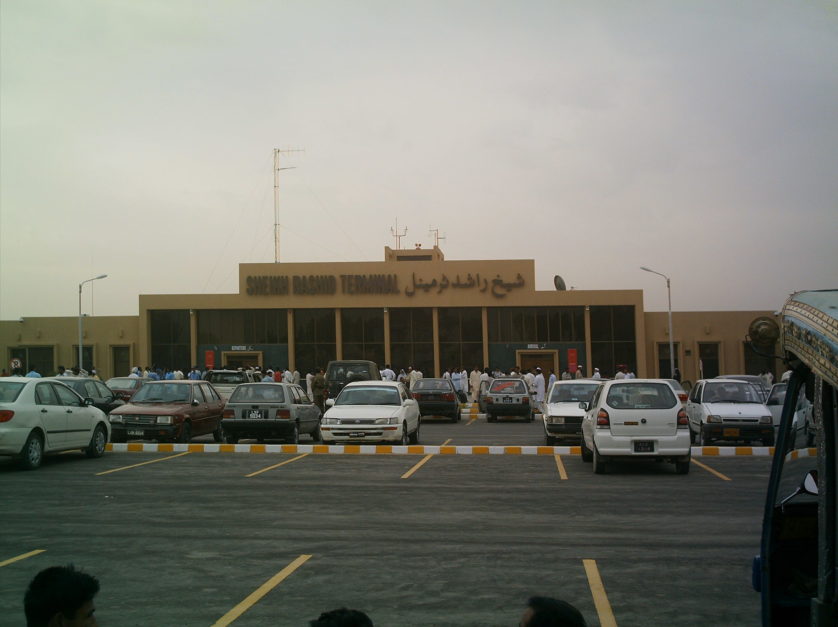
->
<box><xmin>2</xmin><ymin>0</ymin><xmax>836</xmax><ymax>319</ymax></box>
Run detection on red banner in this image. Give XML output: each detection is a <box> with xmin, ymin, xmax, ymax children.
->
<box><xmin>567</xmin><ymin>349</ymin><xmax>578</xmax><ymax>373</ymax></box>
<box><xmin>204</xmin><ymin>350</ymin><xmax>215</xmax><ymax>370</ymax></box>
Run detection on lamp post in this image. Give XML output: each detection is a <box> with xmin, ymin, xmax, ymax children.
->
<box><xmin>640</xmin><ymin>266</ymin><xmax>675</xmax><ymax>378</ymax></box>
<box><xmin>78</xmin><ymin>274</ymin><xmax>108</xmax><ymax>372</ymax></box>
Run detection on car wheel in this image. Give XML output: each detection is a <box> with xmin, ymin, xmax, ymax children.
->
<box><xmin>178</xmin><ymin>422</ymin><xmax>192</xmax><ymax>444</ymax></box>
<box><xmin>400</xmin><ymin>424</ymin><xmax>410</xmax><ymax>446</ymax></box>
<box><xmin>593</xmin><ymin>444</ymin><xmax>608</xmax><ymax>474</ymax></box>
<box><xmin>20</xmin><ymin>431</ymin><xmax>44</xmax><ymax>470</ymax></box>
<box><xmin>580</xmin><ymin>437</ymin><xmax>593</xmax><ymax>462</ymax></box>
<box><xmin>212</xmin><ymin>423</ymin><xmax>224</xmax><ymax>443</ymax></box>
<box><xmin>675</xmin><ymin>457</ymin><xmax>691</xmax><ymax>474</ymax></box>
<box><xmin>288</xmin><ymin>422</ymin><xmax>300</xmax><ymax>444</ymax></box>
<box><xmin>85</xmin><ymin>424</ymin><xmax>107</xmax><ymax>458</ymax></box>
<box><xmin>409</xmin><ymin>420</ymin><xmax>420</xmax><ymax>444</ymax></box>
<box><xmin>225</xmin><ymin>433</ymin><xmax>239</xmax><ymax>444</ymax></box>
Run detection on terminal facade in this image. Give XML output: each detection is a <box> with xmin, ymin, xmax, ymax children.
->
<box><xmin>0</xmin><ymin>247</ymin><xmax>779</xmax><ymax>385</ymax></box>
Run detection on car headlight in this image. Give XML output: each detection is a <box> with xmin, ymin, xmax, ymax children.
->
<box><xmin>156</xmin><ymin>416</ymin><xmax>173</xmax><ymax>425</ymax></box>
<box><xmin>322</xmin><ymin>417</ymin><xmax>338</xmax><ymax>425</ymax></box>
<box><xmin>759</xmin><ymin>415</ymin><xmax>772</xmax><ymax>424</ymax></box>
<box><xmin>548</xmin><ymin>416</ymin><xmax>565</xmax><ymax>424</ymax></box>
<box><xmin>707</xmin><ymin>415</ymin><xmax>722</xmax><ymax>423</ymax></box>
<box><xmin>109</xmin><ymin>415</ymin><xmax>123</xmax><ymax>424</ymax></box>
<box><xmin>390</xmin><ymin>416</ymin><xmax>400</xmax><ymax>425</ymax></box>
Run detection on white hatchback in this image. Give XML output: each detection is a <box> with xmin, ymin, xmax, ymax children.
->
<box><xmin>580</xmin><ymin>379</ymin><xmax>691</xmax><ymax>474</ymax></box>
<box><xmin>0</xmin><ymin>377</ymin><xmax>111</xmax><ymax>469</ymax></box>
<box><xmin>321</xmin><ymin>381</ymin><xmax>421</xmax><ymax>444</ymax></box>
<box><xmin>686</xmin><ymin>379</ymin><xmax>775</xmax><ymax>446</ymax></box>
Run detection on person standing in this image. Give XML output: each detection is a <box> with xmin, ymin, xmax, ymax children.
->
<box><xmin>306</xmin><ymin>370</ymin><xmax>314</xmax><ymax>396</ymax></box>
<box><xmin>592</xmin><ymin>368</ymin><xmax>602</xmax><ymax>379</ymax></box>
<box><xmin>534</xmin><ymin>367</ymin><xmax>546</xmax><ymax>406</ymax></box>
<box><xmin>575</xmin><ymin>365</ymin><xmax>584</xmax><ymax>379</ymax></box>
<box><xmin>25</xmin><ymin>366</ymin><xmax>41</xmax><ymax>378</ymax></box>
<box><xmin>381</xmin><ymin>364</ymin><xmax>396</xmax><ymax>381</ymax></box>
<box><xmin>547</xmin><ymin>369</ymin><xmax>557</xmax><ymax>389</ymax></box>
<box><xmin>292</xmin><ymin>368</ymin><xmax>301</xmax><ymax>386</ymax></box>
<box><xmin>283</xmin><ymin>367</ymin><xmax>293</xmax><ymax>384</ymax></box>
<box><xmin>469</xmin><ymin>366</ymin><xmax>482</xmax><ymax>403</ymax></box>
<box><xmin>408</xmin><ymin>365</ymin><xmax>423</xmax><ymax>390</ymax></box>
<box><xmin>188</xmin><ymin>366</ymin><xmax>201</xmax><ymax>380</ymax></box>
<box><xmin>262</xmin><ymin>370</ymin><xmax>275</xmax><ymax>383</ymax></box>
<box><xmin>311</xmin><ymin>367</ymin><xmax>327</xmax><ymax>412</ymax></box>
<box><xmin>451</xmin><ymin>368</ymin><xmax>465</xmax><ymax>401</ymax></box>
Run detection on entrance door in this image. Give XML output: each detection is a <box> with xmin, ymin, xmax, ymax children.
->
<box><xmin>518</xmin><ymin>351</ymin><xmax>557</xmax><ymax>374</ymax></box>
<box><xmin>221</xmin><ymin>351</ymin><xmax>263</xmax><ymax>369</ymax></box>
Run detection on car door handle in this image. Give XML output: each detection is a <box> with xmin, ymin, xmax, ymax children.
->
<box><xmin>41</xmin><ymin>409</ymin><xmax>48</xmax><ymax>413</ymax></box>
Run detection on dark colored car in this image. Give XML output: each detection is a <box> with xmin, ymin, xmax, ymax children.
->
<box><xmin>325</xmin><ymin>360</ymin><xmax>381</xmax><ymax>400</ymax></box>
<box><xmin>221</xmin><ymin>383</ymin><xmax>321</xmax><ymax>444</ymax></box>
<box><xmin>108</xmin><ymin>381</ymin><xmax>225</xmax><ymax>443</ymax></box>
<box><xmin>105</xmin><ymin>377</ymin><xmax>154</xmax><ymax>402</ymax></box>
<box><xmin>49</xmin><ymin>377</ymin><xmax>125</xmax><ymax>415</ymax></box>
<box><xmin>411</xmin><ymin>378</ymin><xmax>460</xmax><ymax>422</ymax></box>
<box><xmin>485</xmin><ymin>377</ymin><xmax>533</xmax><ymax>422</ymax></box>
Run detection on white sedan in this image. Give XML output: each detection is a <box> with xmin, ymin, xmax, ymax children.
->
<box><xmin>0</xmin><ymin>377</ymin><xmax>111</xmax><ymax>469</ymax></box>
<box><xmin>321</xmin><ymin>381</ymin><xmax>421</xmax><ymax>444</ymax></box>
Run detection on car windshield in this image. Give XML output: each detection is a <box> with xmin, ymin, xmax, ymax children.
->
<box><xmin>106</xmin><ymin>378</ymin><xmax>140</xmax><ymax>390</ymax></box>
<box><xmin>335</xmin><ymin>386</ymin><xmax>401</xmax><ymax>406</ymax></box>
<box><xmin>549</xmin><ymin>384</ymin><xmax>599</xmax><ymax>403</ymax></box>
<box><xmin>0</xmin><ymin>381</ymin><xmax>25</xmax><ymax>402</ymax></box>
<box><xmin>207</xmin><ymin>372</ymin><xmax>249</xmax><ymax>384</ymax></box>
<box><xmin>704</xmin><ymin>382</ymin><xmax>763</xmax><ymax>403</ymax></box>
<box><xmin>132</xmin><ymin>383</ymin><xmax>191</xmax><ymax>403</ymax></box>
<box><xmin>606</xmin><ymin>383</ymin><xmax>677</xmax><ymax>409</ymax></box>
<box><xmin>229</xmin><ymin>384</ymin><xmax>286</xmax><ymax>403</ymax></box>
<box><xmin>490</xmin><ymin>380</ymin><xmax>527</xmax><ymax>394</ymax></box>
<box><xmin>413</xmin><ymin>379</ymin><xmax>452</xmax><ymax>391</ymax></box>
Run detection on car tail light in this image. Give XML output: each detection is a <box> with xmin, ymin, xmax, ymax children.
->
<box><xmin>596</xmin><ymin>409</ymin><xmax>610</xmax><ymax>428</ymax></box>
<box><xmin>678</xmin><ymin>393</ymin><xmax>688</xmax><ymax>403</ymax></box>
<box><xmin>677</xmin><ymin>409</ymin><xmax>689</xmax><ymax>428</ymax></box>
<box><xmin>0</xmin><ymin>410</ymin><xmax>14</xmax><ymax>422</ymax></box>
<box><xmin>486</xmin><ymin>397</ymin><xmax>493</xmax><ymax>404</ymax></box>
<box><xmin>523</xmin><ymin>397</ymin><xmax>529</xmax><ymax>404</ymax></box>
<box><xmin>276</xmin><ymin>409</ymin><xmax>291</xmax><ymax>419</ymax></box>
<box><xmin>443</xmin><ymin>393</ymin><xmax>456</xmax><ymax>401</ymax></box>
<box><xmin>222</xmin><ymin>409</ymin><xmax>234</xmax><ymax>419</ymax></box>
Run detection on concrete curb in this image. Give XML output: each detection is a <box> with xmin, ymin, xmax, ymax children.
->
<box><xmin>105</xmin><ymin>443</ymin><xmax>789</xmax><ymax>457</ymax></box>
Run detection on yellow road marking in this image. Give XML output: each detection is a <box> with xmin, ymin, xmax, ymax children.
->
<box><xmin>0</xmin><ymin>549</ymin><xmax>46</xmax><ymax>568</ymax></box>
<box><xmin>583</xmin><ymin>559</ymin><xmax>617</xmax><ymax>627</ymax></box>
<box><xmin>554</xmin><ymin>454</ymin><xmax>568</xmax><ymax>480</ymax></box>
<box><xmin>691</xmin><ymin>458</ymin><xmax>732</xmax><ymax>481</ymax></box>
<box><xmin>245</xmin><ymin>453</ymin><xmax>310</xmax><ymax>477</ymax></box>
<box><xmin>401</xmin><ymin>439</ymin><xmax>451</xmax><ymax>479</ymax></box>
<box><xmin>95</xmin><ymin>452</ymin><xmax>191</xmax><ymax>476</ymax></box>
<box><xmin>465</xmin><ymin>417</ymin><xmax>476</xmax><ymax>426</ymax></box>
<box><xmin>212</xmin><ymin>554</ymin><xmax>312</xmax><ymax>626</ymax></box>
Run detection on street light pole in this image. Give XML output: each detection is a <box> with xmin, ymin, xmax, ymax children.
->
<box><xmin>78</xmin><ymin>274</ymin><xmax>108</xmax><ymax>372</ymax></box>
<box><xmin>640</xmin><ymin>266</ymin><xmax>675</xmax><ymax>378</ymax></box>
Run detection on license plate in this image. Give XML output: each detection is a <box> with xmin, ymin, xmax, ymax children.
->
<box><xmin>348</xmin><ymin>432</ymin><xmax>366</xmax><ymax>438</ymax></box>
<box><xmin>503</xmin><ymin>397</ymin><xmax>513</xmax><ymax>403</ymax></box>
<box><xmin>723</xmin><ymin>428</ymin><xmax>740</xmax><ymax>437</ymax></box>
<box><xmin>248</xmin><ymin>410</ymin><xmax>263</xmax><ymax>419</ymax></box>
<box><xmin>634</xmin><ymin>440</ymin><xmax>654</xmax><ymax>452</ymax></box>
<box><xmin>127</xmin><ymin>430</ymin><xmax>144</xmax><ymax>437</ymax></box>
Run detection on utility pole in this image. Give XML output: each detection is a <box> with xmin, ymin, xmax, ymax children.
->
<box><xmin>274</xmin><ymin>147</ymin><xmax>304</xmax><ymax>263</ymax></box>
<box><xmin>390</xmin><ymin>218</ymin><xmax>407</xmax><ymax>249</ymax></box>
<box><xmin>429</xmin><ymin>226</ymin><xmax>446</xmax><ymax>248</ymax></box>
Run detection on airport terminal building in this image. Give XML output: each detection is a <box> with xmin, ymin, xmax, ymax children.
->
<box><xmin>1</xmin><ymin>247</ymin><xmax>779</xmax><ymax>384</ymax></box>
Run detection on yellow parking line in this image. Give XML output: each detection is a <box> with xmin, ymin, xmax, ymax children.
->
<box><xmin>245</xmin><ymin>453</ymin><xmax>310</xmax><ymax>477</ymax></box>
<box><xmin>212</xmin><ymin>554</ymin><xmax>312</xmax><ymax>626</ymax></box>
<box><xmin>583</xmin><ymin>559</ymin><xmax>617</xmax><ymax>627</ymax></box>
<box><xmin>691</xmin><ymin>458</ymin><xmax>732</xmax><ymax>481</ymax></box>
<box><xmin>465</xmin><ymin>417</ymin><xmax>477</xmax><ymax>426</ymax></box>
<box><xmin>401</xmin><ymin>439</ymin><xmax>451</xmax><ymax>479</ymax></box>
<box><xmin>554</xmin><ymin>454</ymin><xmax>568</xmax><ymax>480</ymax></box>
<box><xmin>0</xmin><ymin>549</ymin><xmax>46</xmax><ymax>568</ymax></box>
<box><xmin>95</xmin><ymin>452</ymin><xmax>191</xmax><ymax>476</ymax></box>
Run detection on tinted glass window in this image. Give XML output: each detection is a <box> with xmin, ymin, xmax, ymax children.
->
<box><xmin>192</xmin><ymin>385</ymin><xmax>206</xmax><ymax>403</ymax></box>
<box><xmin>54</xmin><ymin>383</ymin><xmax>82</xmax><ymax>406</ymax></box>
<box><xmin>203</xmin><ymin>385</ymin><xmax>220</xmax><ymax>401</ymax></box>
<box><xmin>133</xmin><ymin>384</ymin><xmax>191</xmax><ymax>403</ymax></box>
<box><xmin>548</xmin><ymin>384</ymin><xmax>599</xmax><ymax>403</ymax></box>
<box><xmin>84</xmin><ymin>381</ymin><xmax>100</xmax><ymax>398</ymax></box>
<box><xmin>413</xmin><ymin>379</ymin><xmax>453</xmax><ymax>391</ymax></box>
<box><xmin>207</xmin><ymin>372</ymin><xmax>249</xmax><ymax>384</ymax></box>
<box><xmin>606</xmin><ymin>383</ymin><xmax>677</xmax><ymax>409</ymax></box>
<box><xmin>335</xmin><ymin>386</ymin><xmax>401</xmax><ymax>406</ymax></box>
<box><xmin>0</xmin><ymin>382</ymin><xmax>26</xmax><ymax>402</ymax></box>
<box><xmin>106</xmin><ymin>378</ymin><xmax>139</xmax><ymax>390</ymax></box>
<box><xmin>230</xmin><ymin>385</ymin><xmax>286</xmax><ymax>403</ymax></box>
<box><xmin>703</xmin><ymin>382</ymin><xmax>763</xmax><ymax>403</ymax></box>
<box><xmin>490</xmin><ymin>380</ymin><xmax>527</xmax><ymax>394</ymax></box>
<box><xmin>35</xmin><ymin>383</ymin><xmax>59</xmax><ymax>405</ymax></box>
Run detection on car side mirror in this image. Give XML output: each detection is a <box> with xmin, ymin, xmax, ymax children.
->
<box><xmin>405</xmin><ymin>398</ymin><xmax>417</xmax><ymax>405</ymax></box>
<box><xmin>578</xmin><ymin>401</ymin><xmax>589</xmax><ymax>410</ymax></box>
<box><xmin>326</xmin><ymin>399</ymin><xmax>335</xmax><ymax>407</ymax></box>
<box><xmin>192</xmin><ymin>399</ymin><xmax>199</xmax><ymax>406</ymax></box>
<box><xmin>84</xmin><ymin>397</ymin><xmax>95</xmax><ymax>406</ymax></box>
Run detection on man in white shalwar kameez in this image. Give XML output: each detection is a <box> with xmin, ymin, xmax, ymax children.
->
<box><xmin>469</xmin><ymin>367</ymin><xmax>482</xmax><ymax>403</ymax></box>
<box><xmin>534</xmin><ymin>367</ymin><xmax>546</xmax><ymax>407</ymax></box>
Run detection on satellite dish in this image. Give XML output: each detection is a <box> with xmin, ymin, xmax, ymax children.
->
<box><xmin>553</xmin><ymin>275</ymin><xmax>567</xmax><ymax>291</ymax></box>
<box><xmin>748</xmin><ymin>316</ymin><xmax>780</xmax><ymax>346</ymax></box>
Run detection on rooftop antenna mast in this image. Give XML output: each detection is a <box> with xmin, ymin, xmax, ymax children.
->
<box><xmin>390</xmin><ymin>218</ymin><xmax>407</xmax><ymax>249</ymax></box>
<box><xmin>274</xmin><ymin>147</ymin><xmax>304</xmax><ymax>263</ymax></box>
<box><xmin>429</xmin><ymin>226</ymin><xmax>446</xmax><ymax>248</ymax></box>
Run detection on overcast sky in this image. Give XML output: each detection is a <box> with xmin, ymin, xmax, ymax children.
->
<box><xmin>1</xmin><ymin>0</ymin><xmax>836</xmax><ymax>319</ymax></box>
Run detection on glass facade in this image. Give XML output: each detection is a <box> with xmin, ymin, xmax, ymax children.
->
<box><xmin>150</xmin><ymin>310</ymin><xmax>190</xmax><ymax>370</ymax></box>
<box><xmin>389</xmin><ymin>308</ymin><xmax>433</xmax><ymax>373</ymax></box>
<box><xmin>590</xmin><ymin>306</ymin><xmax>636</xmax><ymax>378</ymax></box>
<box><xmin>488</xmin><ymin>307</ymin><xmax>584</xmax><ymax>342</ymax></box>
<box><xmin>438</xmin><ymin>308</ymin><xmax>483</xmax><ymax>370</ymax></box>
<box><xmin>198</xmin><ymin>309</ymin><xmax>288</xmax><ymax>344</ymax></box>
<box><xmin>341</xmin><ymin>309</ymin><xmax>385</xmax><ymax>366</ymax></box>
<box><xmin>294</xmin><ymin>309</ymin><xmax>336</xmax><ymax>374</ymax></box>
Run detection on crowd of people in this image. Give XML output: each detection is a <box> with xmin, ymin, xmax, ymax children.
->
<box><xmin>22</xmin><ymin>564</ymin><xmax>588</xmax><ymax>626</ymax></box>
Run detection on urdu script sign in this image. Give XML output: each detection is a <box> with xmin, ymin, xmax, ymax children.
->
<box><xmin>245</xmin><ymin>273</ymin><xmax>526</xmax><ymax>298</ymax></box>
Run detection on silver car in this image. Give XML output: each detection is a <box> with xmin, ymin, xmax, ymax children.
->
<box><xmin>221</xmin><ymin>383</ymin><xmax>321</xmax><ymax>444</ymax></box>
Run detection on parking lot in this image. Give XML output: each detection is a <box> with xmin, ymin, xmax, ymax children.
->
<box><xmin>0</xmin><ymin>416</ymin><xmax>770</xmax><ymax>626</ymax></box>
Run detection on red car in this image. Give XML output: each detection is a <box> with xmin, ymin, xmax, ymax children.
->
<box><xmin>105</xmin><ymin>377</ymin><xmax>155</xmax><ymax>402</ymax></box>
<box><xmin>108</xmin><ymin>380</ymin><xmax>224</xmax><ymax>443</ymax></box>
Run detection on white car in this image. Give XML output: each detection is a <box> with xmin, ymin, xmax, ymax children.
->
<box><xmin>686</xmin><ymin>379</ymin><xmax>774</xmax><ymax>446</ymax></box>
<box><xmin>321</xmin><ymin>381</ymin><xmax>421</xmax><ymax>444</ymax></box>
<box><xmin>0</xmin><ymin>377</ymin><xmax>111</xmax><ymax>469</ymax></box>
<box><xmin>580</xmin><ymin>379</ymin><xmax>691</xmax><ymax>474</ymax></box>
<box><xmin>540</xmin><ymin>380</ymin><xmax>600</xmax><ymax>445</ymax></box>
